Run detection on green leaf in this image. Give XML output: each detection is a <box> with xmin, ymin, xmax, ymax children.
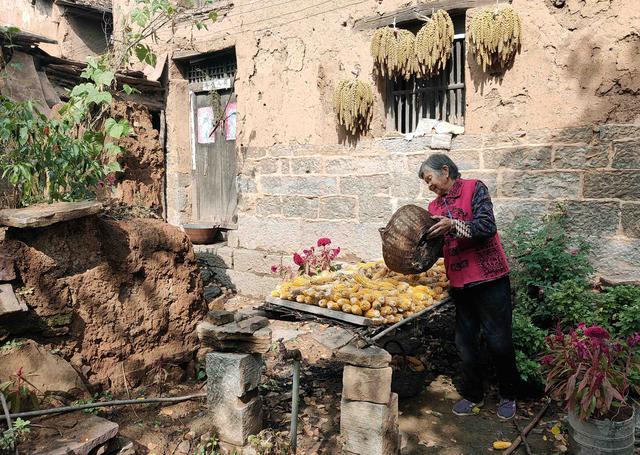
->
<box><xmin>135</xmin><ymin>44</ymin><xmax>149</xmax><ymax>63</ymax></box>
<box><xmin>106</xmin><ymin>161</ymin><xmax>123</xmax><ymax>173</ymax></box>
<box><xmin>208</xmin><ymin>11</ymin><xmax>218</xmax><ymax>22</ymax></box>
<box><xmin>122</xmin><ymin>84</ymin><xmax>139</xmax><ymax>95</ymax></box>
<box><xmin>108</xmin><ymin>123</ymin><xmax>124</xmax><ymax>139</ymax></box>
<box><xmin>94</xmin><ymin>70</ymin><xmax>115</xmax><ymax>87</ymax></box>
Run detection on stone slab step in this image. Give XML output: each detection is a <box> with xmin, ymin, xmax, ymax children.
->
<box><xmin>0</xmin><ymin>200</ymin><xmax>102</xmax><ymax>228</ymax></box>
<box><xmin>0</xmin><ymin>283</ymin><xmax>27</xmax><ymax>316</ymax></box>
<box><xmin>21</xmin><ymin>414</ymin><xmax>118</xmax><ymax>455</ymax></box>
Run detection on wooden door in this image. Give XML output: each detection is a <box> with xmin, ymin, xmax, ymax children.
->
<box><xmin>190</xmin><ymin>89</ymin><xmax>237</xmax><ymax>226</ymax></box>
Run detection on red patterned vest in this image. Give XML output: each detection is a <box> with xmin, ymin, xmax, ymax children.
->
<box><xmin>428</xmin><ymin>178</ymin><xmax>509</xmax><ymax>288</ymax></box>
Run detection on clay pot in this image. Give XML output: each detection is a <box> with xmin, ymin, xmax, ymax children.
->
<box><xmin>182</xmin><ymin>224</ymin><xmax>219</xmax><ymax>244</ymax></box>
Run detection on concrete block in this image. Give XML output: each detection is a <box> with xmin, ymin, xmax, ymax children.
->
<box><xmin>237</xmin><ymin>175</ymin><xmax>258</xmax><ymax>193</ymax></box>
<box><xmin>459</xmin><ymin>171</ymin><xmax>497</xmax><ymax>197</ymax></box>
<box><xmin>256</xmin><ymin>196</ymin><xmax>283</xmax><ymax>217</ymax></box>
<box><xmin>282</xmin><ymin>196</ymin><xmax>319</xmax><ymax>218</ymax></box>
<box><xmin>500</xmin><ymin>171</ymin><xmax>581</xmax><ymax>199</ymax></box>
<box><xmin>318</xmin><ymin>196</ymin><xmax>357</xmax><ymax>220</ymax></box>
<box><xmin>343</xmin><ymin>366</ymin><xmax>393</xmax><ymax>404</ymax></box>
<box><xmin>493</xmin><ymin>200</ymin><xmax>548</xmax><ymax>227</ymax></box>
<box><xmin>598</xmin><ymin>124</ymin><xmax>640</xmax><ymax>141</ymax></box>
<box><xmin>590</xmin><ymin>237</ymin><xmax>640</xmax><ymax>283</ymax></box>
<box><xmin>260</xmin><ymin>175</ymin><xmax>337</xmax><ymax>196</ymax></box>
<box><xmin>451</xmin><ymin>134</ymin><xmax>483</xmax><ymax>151</ymax></box>
<box><xmin>430</xmin><ymin>133</ymin><xmax>452</xmax><ymax>150</ymax></box>
<box><xmin>233</xmin><ymin>248</ymin><xmax>283</xmax><ymax>274</ymax></box>
<box><xmin>621</xmin><ymin>203</ymin><xmax>640</xmax><ymax>238</ymax></box>
<box><xmin>389</xmin><ymin>173</ymin><xmax>421</xmax><ymax>199</ymax></box>
<box><xmin>256</xmin><ymin>159</ymin><xmax>278</xmax><ymax>174</ymax></box>
<box><xmin>359</xmin><ymin>196</ymin><xmax>392</xmax><ymax>223</ymax></box>
<box><xmin>290</xmin><ymin>157</ymin><xmax>323</xmax><ymax>174</ymax></box>
<box><xmin>206</xmin><ymin>352</ymin><xmax>263</xmax><ymax>398</ymax></box>
<box><xmin>483</xmin><ymin>146</ymin><xmax>552</xmax><ymax>170</ymax></box>
<box><xmin>340</xmin><ymin>175</ymin><xmax>391</xmax><ymax>196</ymax></box>
<box><xmin>612</xmin><ymin>140</ymin><xmax>640</xmax><ymax>169</ymax></box>
<box><xmin>340</xmin><ymin>393</ymin><xmax>399</xmax><ymax>455</ymax></box>
<box><xmin>325</xmin><ymin>157</ymin><xmax>389</xmax><ymax>175</ymax></box>
<box><xmin>335</xmin><ymin>342</ymin><xmax>391</xmax><ymax>368</ymax></box>
<box><xmin>381</xmin><ymin>136</ymin><xmax>432</xmax><ymax>154</ymax></box>
<box><xmin>236</xmin><ymin>216</ymin><xmax>303</xmax><ymax>252</ymax></box>
<box><xmin>213</xmin><ymin>268</ymin><xmax>281</xmax><ymax>298</ymax></box>
<box><xmin>564</xmin><ymin>201</ymin><xmax>621</xmax><ymax>236</ymax></box>
<box><xmin>584</xmin><ymin>170</ymin><xmax>640</xmax><ymax>200</ymax></box>
<box><xmin>210</xmin><ymin>395</ymin><xmax>263</xmax><ymax>446</ymax></box>
<box><xmin>552</xmin><ymin>145</ymin><xmax>609</xmax><ymax>169</ymax></box>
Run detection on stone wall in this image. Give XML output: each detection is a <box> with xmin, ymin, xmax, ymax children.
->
<box><xmin>195</xmin><ymin>123</ymin><xmax>640</xmax><ymax>297</ymax></box>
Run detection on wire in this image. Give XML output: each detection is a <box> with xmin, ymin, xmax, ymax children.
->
<box><xmin>211</xmin><ymin>0</ymin><xmax>369</xmax><ymax>35</ymax></box>
<box><xmin>5</xmin><ymin>393</ymin><xmax>206</xmax><ymax>420</ymax></box>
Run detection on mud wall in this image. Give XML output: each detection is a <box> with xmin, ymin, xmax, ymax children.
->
<box><xmin>1</xmin><ymin>217</ymin><xmax>207</xmax><ymax>389</ymax></box>
<box><xmin>2</xmin><ymin>0</ymin><xmax>109</xmax><ymax>61</ymax></box>
<box><xmin>113</xmin><ymin>0</ymin><xmax>640</xmax><ymax>146</ymax></box>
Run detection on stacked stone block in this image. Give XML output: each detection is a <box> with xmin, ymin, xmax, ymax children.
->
<box><xmin>185</xmin><ymin>124</ymin><xmax>640</xmax><ymax>298</ymax></box>
<box><xmin>199</xmin><ymin>310</ymin><xmax>271</xmax><ymax>446</ymax></box>
<box><xmin>206</xmin><ymin>352</ymin><xmax>264</xmax><ymax>446</ymax></box>
<box><xmin>336</xmin><ymin>342</ymin><xmax>399</xmax><ymax>455</ymax></box>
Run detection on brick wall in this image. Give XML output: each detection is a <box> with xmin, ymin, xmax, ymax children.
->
<box><xmin>194</xmin><ymin>123</ymin><xmax>640</xmax><ymax>297</ymax></box>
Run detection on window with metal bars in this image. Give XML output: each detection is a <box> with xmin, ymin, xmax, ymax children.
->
<box><xmin>187</xmin><ymin>55</ymin><xmax>236</xmax><ymax>84</ymax></box>
<box><xmin>387</xmin><ymin>16</ymin><xmax>466</xmax><ymax>134</ymax></box>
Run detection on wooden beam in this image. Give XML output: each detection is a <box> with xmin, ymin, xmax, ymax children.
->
<box><xmin>353</xmin><ymin>0</ymin><xmax>511</xmax><ymax>30</ymax></box>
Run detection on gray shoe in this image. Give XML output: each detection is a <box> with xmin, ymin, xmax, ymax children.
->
<box><xmin>452</xmin><ymin>398</ymin><xmax>485</xmax><ymax>416</ymax></box>
<box><xmin>497</xmin><ymin>399</ymin><xmax>516</xmax><ymax>420</ymax></box>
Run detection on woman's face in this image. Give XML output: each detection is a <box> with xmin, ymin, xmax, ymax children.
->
<box><xmin>422</xmin><ymin>166</ymin><xmax>452</xmax><ymax>196</ymax></box>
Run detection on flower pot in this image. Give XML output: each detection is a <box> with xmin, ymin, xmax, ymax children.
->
<box><xmin>182</xmin><ymin>224</ymin><xmax>219</xmax><ymax>244</ymax></box>
<box><xmin>568</xmin><ymin>407</ymin><xmax>636</xmax><ymax>455</ymax></box>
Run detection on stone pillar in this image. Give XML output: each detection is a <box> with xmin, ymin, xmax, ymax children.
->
<box><xmin>206</xmin><ymin>352</ymin><xmax>264</xmax><ymax>446</ymax></box>
<box><xmin>337</xmin><ymin>343</ymin><xmax>399</xmax><ymax>455</ymax></box>
<box><xmin>199</xmin><ymin>310</ymin><xmax>271</xmax><ymax>447</ymax></box>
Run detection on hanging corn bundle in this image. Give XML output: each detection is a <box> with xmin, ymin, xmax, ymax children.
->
<box><xmin>469</xmin><ymin>5</ymin><xmax>522</xmax><ymax>71</ymax></box>
<box><xmin>371</xmin><ymin>27</ymin><xmax>418</xmax><ymax>80</ymax></box>
<box><xmin>332</xmin><ymin>79</ymin><xmax>374</xmax><ymax>135</ymax></box>
<box><xmin>415</xmin><ymin>9</ymin><xmax>454</xmax><ymax>78</ymax></box>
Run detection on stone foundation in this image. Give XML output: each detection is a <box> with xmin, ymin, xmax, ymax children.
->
<box><xmin>186</xmin><ymin>124</ymin><xmax>640</xmax><ymax>298</ymax></box>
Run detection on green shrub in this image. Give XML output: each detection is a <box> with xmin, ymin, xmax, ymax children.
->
<box><xmin>503</xmin><ymin>209</ymin><xmax>592</xmax><ymax>291</ymax></box>
<box><xmin>512</xmin><ymin>309</ymin><xmax>546</xmax><ymax>383</ymax></box>
<box><xmin>601</xmin><ymin>285</ymin><xmax>640</xmax><ymax>337</ymax></box>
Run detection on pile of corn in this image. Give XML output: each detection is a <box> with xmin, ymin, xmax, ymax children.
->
<box><xmin>270</xmin><ymin>259</ymin><xmax>449</xmax><ymax>325</ymax></box>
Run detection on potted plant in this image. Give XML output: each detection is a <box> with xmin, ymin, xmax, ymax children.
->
<box><xmin>542</xmin><ymin>325</ymin><xmax>640</xmax><ymax>454</ymax></box>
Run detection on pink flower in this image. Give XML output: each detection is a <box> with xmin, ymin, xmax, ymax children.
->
<box><xmin>626</xmin><ymin>333</ymin><xmax>640</xmax><ymax>347</ymax></box>
<box><xmin>271</xmin><ymin>265</ymin><xmax>278</xmax><ymax>273</ymax></box>
<box><xmin>293</xmin><ymin>253</ymin><xmax>304</xmax><ymax>266</ymax></box>
<box><xmin>540</xmin><ymin>354</ymin><xmax>554</xmax><ymax>365</ymax></box>
<box><xmin>317</xmin><ymin>237</ymin><xmax>331</xmax><ymax>247</ymax></box>
<box><xmin>584</xmin><ymin>326</ymin><xmax>610</xmax><ymax>339</ymax></box>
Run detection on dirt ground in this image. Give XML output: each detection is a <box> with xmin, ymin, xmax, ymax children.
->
<box><xmin>22</xmin><ymin>295</ymin><xmax>570</xmax><ymax>454</ymax></box>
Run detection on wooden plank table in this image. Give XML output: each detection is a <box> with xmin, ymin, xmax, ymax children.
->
<box><xmin>265</xmin><ymin>295</ymin><xmax>451</xmax><ymax>330</ymax></box>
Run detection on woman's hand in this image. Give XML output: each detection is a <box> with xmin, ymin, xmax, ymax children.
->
<box><xmin>427</xmin><ymin>216</ymin><xmax>454</xmax><ymax>239</ymax></box>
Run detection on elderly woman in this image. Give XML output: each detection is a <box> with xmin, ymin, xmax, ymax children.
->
<box><xmin>419</xmin><ymin>153</ymin><xmax>519</xmax><ymax>421</ymax></box>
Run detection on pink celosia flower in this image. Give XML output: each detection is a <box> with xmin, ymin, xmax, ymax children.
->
<box><xmin>584</xmin><ymin>326</ymin><xmax>610</xmax><ymax>339</ymax></box>
<box><xmin>317</xmin><ymin>238</ymin><xmax>331</xmax><ymax>247</ymax></box>
<box><xmin>271</xmin><ymin>265</ymin><xmax>278</xmax><ymax>273</ymax></box>
<box><xmin>293</xmin><ymin>253</ymin><xmax>304</xmax><ymax>266</ymax></box>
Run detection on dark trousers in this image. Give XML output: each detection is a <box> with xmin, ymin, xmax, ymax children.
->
<box><xmin>450</xmin><ymin>276</ymin><xmax>519</xmax><ymax>403</ymax></box>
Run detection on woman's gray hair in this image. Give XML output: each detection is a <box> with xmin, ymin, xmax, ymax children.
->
<box><xmin>418</xmin><ymin>153</ymin><xmax>461</xmax><ymax>180</ymax></box>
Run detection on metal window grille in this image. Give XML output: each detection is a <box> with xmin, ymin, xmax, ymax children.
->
<box><xmin>388</xmin><ymin>34</ymin><xmax>465</xmax><ymax>133</ymax></box>
<box><xmin>188</xmin><ymin>57</ymin><xmax>236</xmax><ymax>84</ymax></box>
